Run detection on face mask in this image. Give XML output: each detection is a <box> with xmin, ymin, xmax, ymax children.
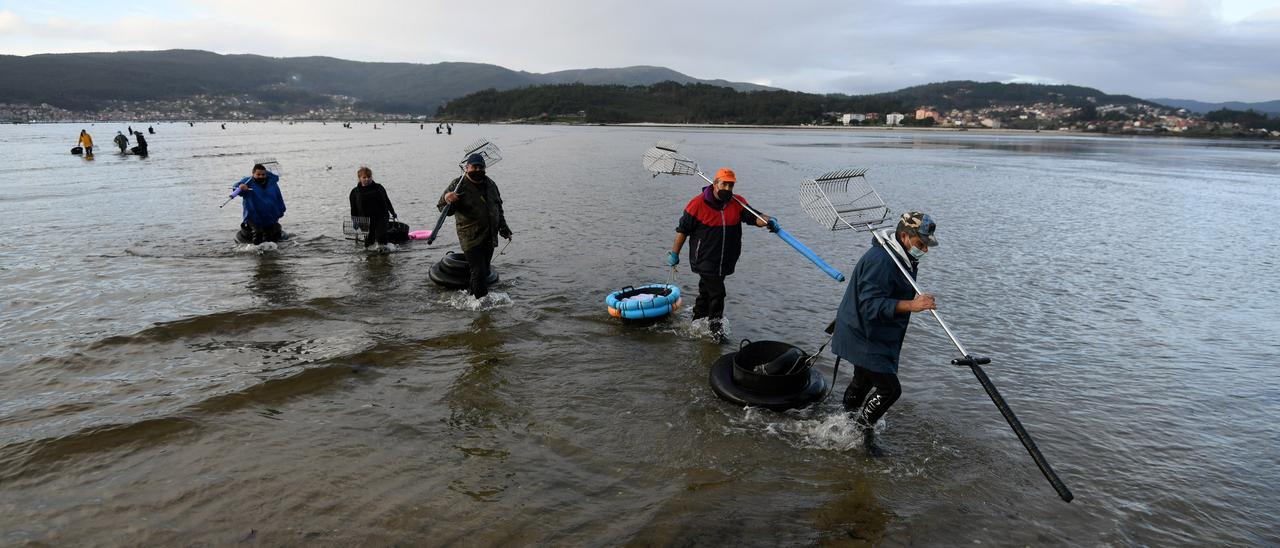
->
<box><xmin>909</xmin><ymin>245</ymin><xmax>927</xmax><ymax>260</ymax></box>
<box><xmin>469</xmin><ymin>170</ymin><xmax>486</xmax><ymax>180</ymax></box>
<box><xmin>716</xmin><ymin>189</ymin><xmax>733</xmax><ymax>202</ymax></box>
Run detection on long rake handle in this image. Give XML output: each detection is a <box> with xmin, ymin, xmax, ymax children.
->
<box><xmin>869</xmin><ymin>227</ymin><xmax>1072</xmax><ymax>503</ymax></box>
<box><xmin>425</xmin><ymin>169</ymin><xmax>466</xmax><ymax>245</ymax></box>
<box><xmin>694</xmin><ymin>172</ymin><xmax>845</xmax><ymax>282</ymax></box>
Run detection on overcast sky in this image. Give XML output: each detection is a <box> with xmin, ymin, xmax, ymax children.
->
<box><xmin>1</xmin><ymin>0</ymin><xmax>1277</xmax><ymax>102</ymax></box>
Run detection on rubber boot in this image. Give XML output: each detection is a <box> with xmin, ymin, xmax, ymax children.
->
<box><xmin>709</xmin><ymin>318</ymin><xmax>726</xmax><ymax>344</ymax></box>
<box><xmin>862</xmin><ymin>426</ymin><xmax>884</xmax><ymax>458</ymax></box>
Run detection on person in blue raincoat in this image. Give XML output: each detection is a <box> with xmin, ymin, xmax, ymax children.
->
<box><xmin>831</xmin><ymin>211</ymin><xmax>938</xmax><ymax>456</ymax></box>
<box><xmin>232</xmin><ymin>163</ymin><xmax>287</xmax><ymax>244</ymax></box>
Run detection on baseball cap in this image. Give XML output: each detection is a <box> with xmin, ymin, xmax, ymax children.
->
<box><xmin>896</xmin><ymin>211</ymin><xmax>938</xmax><ymax>246</ymax></box>
<box><xmin>715</xmin><ymin>167</ymin><xmax>736</xmax><ymax>183</ymax></box>
<box><xmin>465</xmin><ymin>153</ymin><xmax>486</xmax><ymax>167</ymax></box>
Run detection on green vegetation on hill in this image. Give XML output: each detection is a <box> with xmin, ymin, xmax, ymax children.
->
<box><xmin>874</xmin><ymin>81</ymin><xmax>1159</xmax><ymax>111</ymax></box>
<box><xmin>438</xmin><ymin>80</ymin><xmax>1158</xmax><ymax>124</ymax></box>
<box><xmin>439</xmin><ymin>82</ymin><xmax>910</xmax><ymax>124</ymax></box>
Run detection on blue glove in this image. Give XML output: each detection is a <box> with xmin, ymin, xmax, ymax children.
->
<box><xmin>666</xmin><ymin>251</ymin><xmax>679</xmax><ymax>267</ymax></box>
<box><xmin>766</xmin><ymin>218</ymin><xmax>780</xmax><ymax>233</ymax></box>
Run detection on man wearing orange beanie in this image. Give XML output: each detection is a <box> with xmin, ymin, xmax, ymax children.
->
<box><xmin>667</xmin><ymin>167</ymin><xmax>776</xmax><ymax>342</ymax></box>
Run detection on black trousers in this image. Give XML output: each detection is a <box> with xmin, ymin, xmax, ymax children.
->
<box><xmin>238</xmin><ymin>221</ymin><xmax>283</xmax><ymax>244</ymax></box>
<box><xmin>462</xmin><ymin>242</ymin><xmax>495</xmax><ymax>298</ymax></box>
<box><xmin>692</xmin><ymin>273</ymin><xmax>727</xmax><ymax>320</ymax></box>
<box><xmin>363</xmin><ymin>217</ymin><xmax>389</xmax><ymax>246</ymax></box>
<box><xmin>842</xmin><ymin>366</ymin><xmax>903</xmax><ymax>428</ymax></box>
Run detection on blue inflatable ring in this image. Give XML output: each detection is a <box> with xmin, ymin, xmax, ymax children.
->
<box><xmin>606</xmin><ymin>284</ymin><xmax>681</xmax><ymax>320</ymax></box>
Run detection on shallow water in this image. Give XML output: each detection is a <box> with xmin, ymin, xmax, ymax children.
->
<box><xmin>1</xmin><ymin>123</ymin><xmax>1277</xmax><ymax>545</ymax></box>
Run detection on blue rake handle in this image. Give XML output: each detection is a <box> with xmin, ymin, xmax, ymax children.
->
<box><xmin>773</xmin><ymin>226</ymin><xmax>845</xmax><ymax>282</ymax></box>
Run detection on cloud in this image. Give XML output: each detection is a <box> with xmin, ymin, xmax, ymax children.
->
<box><xmin>0</xmin><ymin>10</ymin><xmax>20</xmax><ymax>32</ymax></box>
<box><xmin>0</xmin><ymin>0</ymin><xmax>1277</xmax><ymax>102</ymax></box>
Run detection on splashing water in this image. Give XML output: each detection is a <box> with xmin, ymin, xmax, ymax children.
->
<box><xmin>363</xmin><ymin>242</ymin><xmax>401</xmax><ymax>253</ymax></box>
<box><xmin>730</xmin><ymin>405</ymin><xmax>883</xmax><ymax>453</ymax></box>
<box><xmin>443</xmin><ymin>290</ymin><xmax>514</xmax><ymax>311</ymax></box>
<box><xmin>234</xmin><ymin>241</ymin><xmax>279</xmax><ymax>254</ymax></box>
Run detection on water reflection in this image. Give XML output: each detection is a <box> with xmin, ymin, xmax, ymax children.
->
<box><xmin>248</xmin><ymin>256</ymin><xmax>302</xmax><ymax>305</ymax></box>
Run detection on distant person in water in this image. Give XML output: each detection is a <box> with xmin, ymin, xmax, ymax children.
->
<box><xmin>221</xmin><ymin>123</ymin><xmax>226</xmax><ymax>130</ymax></box>
<box><xmin>147</xmin><ymin>126</ymin><xmax>155</xmax><ymax>134</ymax></box>
<box><xmin>127</xmin><ymin>125</ymin><xmax>134</xmax><ymax>135</ymax></box>
<box><xmin>446</xmin><ymin>123</ymin><xmax>452</xmax><ymax>135</ymax></box>
<box><xmin>131</xmin><ymin>132</ymin><xmax>148</xmax><ymax>156</ymax></box>
<box><xmin>349</xmin><ymin>166</ymin><xmax>399</xmax><ymax>248</ymax></box>
<box><xmin>77</xmin><ymin>130</ymin><xmax>94</xmax><ymax>155</ymax></box>
<box><xmin>113</xmin><ymin>131</ymin><xmax>129</xmax><ymax>153</ymax></box>
<box><xmin>232</xmin><ymin>163</ymin><xmax>287</xmax><ymax>244</ymax></box>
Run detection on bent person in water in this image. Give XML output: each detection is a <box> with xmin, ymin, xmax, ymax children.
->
<box><xmin>231</xmin><ymin>163</ymin><xmax>287</xmax><ymax>245</ymax></box>
<box><xmin>113</xmin><ymin>131</ymin><xmax>129</xmax><ymax>153</ymax></box>
<box><xmin>131</xmin><ymin>132</ymin><xmax>148</xmax><ymax>156</ymax></box>
<box><xmin>78</xmin><ymin>130</ymin><xmax>94</xmax><ymax>155</ymax></box>
<box><xmin>830</xmin><ymin>211</ymin><xmax>938</xmax><ymax>457</ymax></box>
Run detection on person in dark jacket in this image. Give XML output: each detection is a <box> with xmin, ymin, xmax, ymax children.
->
<box><xmin>438</xmin><ymin>153</ymin><xmax>512</xmax><ymax>298</ymax></box>
<box><xmin>349</xmin><ymin>166</ymin><xmax>398</xmax><ymax>247</ymax></box>
<box><xmin>131</xmin><ymin>132</ymin><xmax>148</xmax><ymax>156</ymax></box>
<box><xmin>831</xmin><ymin>211</ymin><xmax>938</xmax><ymax>456</ymax></box>
<box><xmin>232</xmin><ymin>163</ymin><xmax>287</xmax><ymax>244</ymax></box>
<box><xmin>667</xmin><ymin>168</ymin><xmax>776</xmax><ymax>340</ymax></box>
<box><xmin>113</xmin><ymin>131</ymin><xmax>129</xmax><ymax>153</ymax></box>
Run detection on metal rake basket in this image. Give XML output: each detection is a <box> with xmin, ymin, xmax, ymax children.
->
<box><xmin>642</xmin><ymin>140</ymin><xmax>700</xmax><ymax>176</ymax></box>
<box><xmin>460</xmin><ymin>139</ymin><xmax>503</xmax><ymax>168</ymax></box>
<box><xmin>799</xmin><ymin>169</ymin><xmax>891</xmax><ymax>232</ymax></box>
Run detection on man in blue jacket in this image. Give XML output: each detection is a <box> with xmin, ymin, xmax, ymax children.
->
<box><xmin>831</xmin><ymin>211</ymin><xmax>938</xmax><ymax>456</ymax></box>
<box><xmin>667</xmin><ymin>167</ymin><xmax>776</xmax><ymax>341</ymax></box>
<box><xmin>232</xmin><ymin>163</ymin><xmax>287</xmax><ymax>244</ymax></box>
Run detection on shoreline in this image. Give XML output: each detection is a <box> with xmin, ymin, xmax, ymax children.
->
<box><xmin>12</xmin><ymin>119</ymin><xmax>1274</xmax><ymax>141</ymax></box>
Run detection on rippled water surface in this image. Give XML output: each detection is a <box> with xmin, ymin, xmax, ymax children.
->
<box><xmin>1</xmin><ymin>123</ymin><xmax>1277</xmax><ymax>545</ymax></box>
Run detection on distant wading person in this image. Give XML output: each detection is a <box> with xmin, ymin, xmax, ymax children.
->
<box><xmin>131</xmin><ymin>132</ymin><xmax>148</xmax><ymax>156</ymax></box>
<box><xmin>78</xmin><ymin>130</ymin><xmax>94</xmax><ymax>155</ymax></box>
<box><xmin>232</xmin><ymin>163</ymin><xmax>287</xmax><ymax>244</ymax></box>
<box><xmin>667</xmin><ymin>167</ymin><xmax>776</xmax><ymax>341</ymax></box>
<box><xmin>349</xmin><ymin>166</ymin><xmax>399</xmax><ymax>247</ymax></box>
<box><xmin>437</xmin><ymin>153</ymin><xmax>512</xmax><ymax>298</ymax></box>
<box><xmin>831</xmin><ymin>211</ymin><xmax>938</xmax><ymax>457</ymax></box>
<box><xmin>113</xmin><ymin>131</ymin><xmax>129</xmax><ymax>153</ymax></box>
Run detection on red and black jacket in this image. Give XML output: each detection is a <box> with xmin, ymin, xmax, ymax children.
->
<box><xmin>677</xmin><ymin>186</ymin><xmax>760</xmax><ymax>277</ymax></box>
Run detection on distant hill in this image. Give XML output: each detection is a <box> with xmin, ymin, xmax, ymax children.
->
<box><xmin>870</xmin><ymin>81</ymin><xmax>1158</xmax><ymax>111</ymax></box>
<box><xmin>0</xmin><ymin>49</ymin><xmax>769</xmax><ymax>113</ymax></box>
<box><xmin>440</xmin><ymin>81</ymin><xmax>911</xmax><ymax>124</ymax></box>
<box><xmin>1149</xmin><ymin>98</ymin><xmax>1280</xmax><ymax>115</ymax></box>
<box><xmin>439</xmin><ymin>79</ymin><xmax>1165</xmax><ymax>124</ymax></box>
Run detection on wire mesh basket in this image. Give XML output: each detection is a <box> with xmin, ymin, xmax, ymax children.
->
<box><xmin>642</xmin><ymin>141</ymin><xmax>699</xmax><ymax>176</ymax></box>
<box><xmin>460</xmin><ymin>139</ymin><xmax>503</xmax><ymax>167</ymax></box>
<box><xmin>799</xmin><ymin>169</ymin><xmax>891</xmax><ymax>231</ymax></box>
<box><xmin>343</xmin><ymin>217</ymin><xmax>370</xmax><ymax>241</ymax></box>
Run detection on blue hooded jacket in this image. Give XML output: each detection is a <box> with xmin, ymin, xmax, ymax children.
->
<box><xmin>830</xmin><ymin>234</ymin><xmax>920</xmax><ymax>374</ymax></box>
<box><xmin>233</xmin><ymin>172</ymin><xmax>286</xmax><ymax>226</ymax></box>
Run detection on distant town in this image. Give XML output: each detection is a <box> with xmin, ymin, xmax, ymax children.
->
<box><xmin>3</xmin><ymin>93</ymin><xmax>1277</xmax><ymax>139</ymax></box>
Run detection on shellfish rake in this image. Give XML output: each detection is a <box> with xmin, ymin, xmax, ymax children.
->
<box><xmin>642</xmin><ymin>142</ymin><xmax>845</xmax><ymax>282</ymax></box>
<box><xmin>800</xmin><ymin>169</ymin><xmax>1074</xmax><ymax>503</ymax></box>
<box><xmin>426</xmin><ymin>139</ymin><xmax>503</xmax><ymax>245</ymax></box>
